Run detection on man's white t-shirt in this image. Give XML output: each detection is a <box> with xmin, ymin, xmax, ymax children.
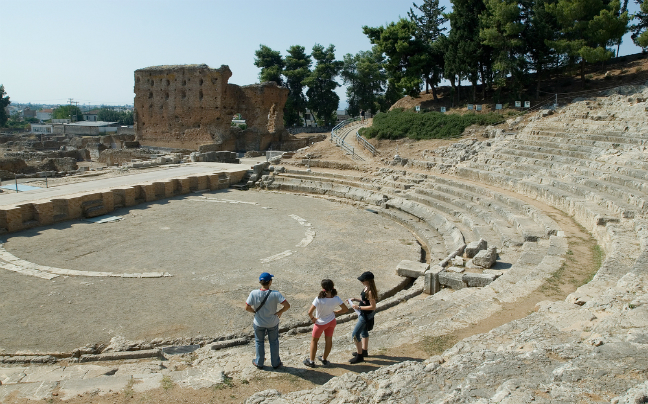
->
<box><xmin>312</xmin><ymin>295</ymin><xmax>344</xmax><ymax>325</ymax></box>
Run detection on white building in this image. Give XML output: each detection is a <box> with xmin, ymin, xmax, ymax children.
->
<box><xmin>31</xmin><ymin>124</ymin><xmax>53</xmax><ymax>134</ymax></box>
<box><xmin>36</xmin><ymin>109</ymin><xmax>53</xmax><ymax>121</ymax></box>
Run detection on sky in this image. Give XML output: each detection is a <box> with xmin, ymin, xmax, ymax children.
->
<box><xmin>1</xmin><ymin>0</ymin><xmax>643</xmax><ymax>107</ymax></box>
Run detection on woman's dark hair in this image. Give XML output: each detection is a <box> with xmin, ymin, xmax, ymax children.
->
<box><xmin>318</xmin><ymin>279</ymin><xmax>337</xmax><ymax>298</ymax></box>
<box><xmin>365</xmin><ymin>279</ymin><xmax>379</xmax><ymax>302</ymax></box>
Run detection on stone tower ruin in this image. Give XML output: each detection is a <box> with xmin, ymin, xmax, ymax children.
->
<box><xmin>133</xmin><ymin>64</ymin><xmax>289</xmax><ymax>150</ymax></box>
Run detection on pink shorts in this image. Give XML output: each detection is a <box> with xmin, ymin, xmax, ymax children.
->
<box><xmin>312</xmin><ymin>319</ymin><xmax>337</xmax><ymax>338</ymax></box>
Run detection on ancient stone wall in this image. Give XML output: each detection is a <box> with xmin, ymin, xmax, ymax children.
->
<box><xmin>133</xmin><ymin>64</ymin><xmax>289</xmax><ymax>151</ymax></box>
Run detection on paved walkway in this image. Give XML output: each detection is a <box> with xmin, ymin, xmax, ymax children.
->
<box><xmin>0</xmin><ymin>162</ymin><xmax>249</xmax><ymax>207</ymax></box>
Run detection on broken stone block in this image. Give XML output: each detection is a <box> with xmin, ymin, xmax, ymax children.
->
<box><xmin>464</xmin><ymin>259</ymin><xmax>481</xmax><ymax>270</ymax></box>
<box><xmin>473</xmin><ymin>246</ymin><xmax>498</xmax><ymax>268</ymax></box>
<box><xmin>424</xmin><ymin>265</ymin><xmax>443</xmax><ymax>295</ymax></box>
<box><xmin>465</xmin><ymin>239</ymin><xmax>487</xmax><ymax>258</ymax></box>
<box><xmin>396</xmin><ymin>260</ymin><xmax>430</xmax><ymax>278</ymax></box>
<box><xmin>451</xmin><ymin>256</ymin><xmax>464</xmax><ymax>267</ymax></box>
<box><xmin>463</xmin><ymin>272</ymin><xmax>498</xmax><ymax>287</ymax></box>
<box><xmin>438</xmin><ymin>271</ymin><xmax>466</xmax><ymax>290</ymax></box>
<box><xmin>446</xmin><ymin>266</ymin><xmax>465</xmax><ymax>273</ymax></box>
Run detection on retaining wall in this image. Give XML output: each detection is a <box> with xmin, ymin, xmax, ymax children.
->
<box><xmin>0</xmin><ymin>170</ymin><xmax>247</xmax><ymax>234</ymax></box>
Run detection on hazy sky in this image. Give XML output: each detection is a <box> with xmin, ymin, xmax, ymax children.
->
<box><xmin>1</xmin><ymin>0</ymin><xmax>642</xmax><ymax>107</ymax></box>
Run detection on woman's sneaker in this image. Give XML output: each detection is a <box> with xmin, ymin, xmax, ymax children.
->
<box><xmin>352</xmin><ymin>350</ymin><xmax>368</xmax><ymax>357</ymax></box>
<box><xmin>349</xmin><ymin>354</ymin><xmax>364</xmax><ymax>364</ymax></box>
<box><xmin>303</xmin><ymin>358</ymin><xmax>316</xmax><ymax>368</ymax></box>
<box><xmin>317</xmin><ymin>356</ymin><xmax>330</xmax><ymax>365</ymax></box>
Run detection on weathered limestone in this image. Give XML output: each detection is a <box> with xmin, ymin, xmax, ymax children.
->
<box><xmin>134</xmin><ymin>64</ymin><xmax>289</xmax><ymax>151</ymax></box>
<box><xmin>473</xmin><ymin>246</ymin><xmax>498</xmax><ymax>268</ymax></box>
<box><xmin>424</xmin><ymin>265</ymin><xmax>443</xmax><ymax>294</ymax></box>
<box><xmin>396</xmin><ymin>260</ymin><xmax>429</xmax><ymax>277</ymax></box>
<box><xmin>465</xmin><ymin>238</ymin><xmax>487</xmax><ymax>258</ymax></box>
<box><xmin>438</xmin><ymin>271</ymin><xmax>466</xmax><ymax>289</ymax></box>
<box><xmin>463</xmin><ymin>272</ymin><xmax>498</xmax><ymax>287</ymax></box>
<box><xmin>0</xmin><ymin>170</ymin><xmax>246</xmax><ymax>235</ymax></box>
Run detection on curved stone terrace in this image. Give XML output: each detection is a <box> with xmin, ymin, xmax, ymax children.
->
<box><xmin>1</xmin><ymin>85</ymin><xmax>647</xmax><ymax>403</ymax></box>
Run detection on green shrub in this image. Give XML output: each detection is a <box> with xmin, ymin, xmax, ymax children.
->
<box><xmin>359</xmin><ymin>109</ymin><xmax>504</xmax><ymax>140</ymax></box>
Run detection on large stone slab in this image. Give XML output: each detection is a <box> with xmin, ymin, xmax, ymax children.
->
<box><xmin>423</xmin><ymin>265</ymin><xmax>444</xmax><ymax>295</ymax></box>
<box><xmin>396</xmin><ymin>260</ymin><xmax>429</xmax><ymax>278</ymax></box>
<box><xmin>0</xmin><ymin>381</ymin><xmax>57</xmax><ymax>401</ymax></box>
<box><xmin>465</xmin><ymin>238</ymin><xmax>487</xmax><ymax>258</ymax></box>
<box><xmin>167</xmin><ymin>367</ymin><xmax>225</xmax><ymax>389</ymax></box>
<box><xmin>58</xmin><ymin>375</ymin><xmax>132</xmax><ymax>400</ymax></box>
<box><xmin>463</xmin><ymin>272</ymin><xmax>498</xmax><ymax>287</ymax></box>
<box><xmin>438</xmin><ymin>271</ymin><xmax>466</xmax><ymax>290</ymax></box>
<box><xmin>473</xmin><ymin>246</ymin><xmax>498</xmax><ymax>268</ymax></box>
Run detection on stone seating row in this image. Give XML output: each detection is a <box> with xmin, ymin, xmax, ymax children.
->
<box><xmin>483</xmin><ymin>145</ymin><xmax>648</xmax><ymax>185</ymax></box>
<box><xmin>0</xmin><ymin>171</ymin><xmax>246</xmax><ymax>234</ymax></box>
<box><xmin>502</xmin><ymin>140</ymin><xmax>648</xmax><ymax>176</ymax></box>
<box><xmin>453</xmin><ymin>165</ymin><xmax>621</xmax><ymax>230</ymax></box>
<box><xmin>266</xmin><ymin>169</ymin><xmax>559</xmax><ymax>265</ymax></box>
<box><xmin>469</xmin><ymin>156</ymin><xmax>645</xmax><ymax>217</ymax></box>
<box><xmin>472</xmin><ymin>123</ymin><xmax>648</xmax><ymax>218</ymax></box>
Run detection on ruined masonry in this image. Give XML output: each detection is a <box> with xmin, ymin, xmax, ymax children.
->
<box><xmin>133</xmin><ymin>64</ymin><xmax>289</xmax><ymax>150</ymax></box>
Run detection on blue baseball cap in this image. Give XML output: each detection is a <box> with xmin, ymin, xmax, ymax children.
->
<box><xmin>259</xmin><ymin>272</ymin><xmax>274</xmax><ymax>282</ymax></box>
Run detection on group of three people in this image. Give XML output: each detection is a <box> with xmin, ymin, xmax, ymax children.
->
<box><xmin>245</xmin><ymin>271</ymin><xmax>377</xmax><ymax>369</ymax></box>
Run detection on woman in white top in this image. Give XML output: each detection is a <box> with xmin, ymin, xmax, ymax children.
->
<box><xmin>304</xmin><ymin>279</ymin><xmax>349</xmax><ymax>367</ymax></box>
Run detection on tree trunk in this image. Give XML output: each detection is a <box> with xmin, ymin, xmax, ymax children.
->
<box><xmin>449</xmin><ymin>76</ymin><xmax>456</xmax><ymax>107</ymax></box>
<box><xmin>432</xmin><ymin>85</ymin><xmax>438</xmax><ymax>101</ymax></box>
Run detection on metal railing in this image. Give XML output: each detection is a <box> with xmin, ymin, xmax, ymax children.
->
<box><xmin>330</xmin><ymin>118</ymin><xmax>364</xmax><ymax>161</ymax></box>
<box><xmin>355</xmin><ymin>132</ymin><xmax>376</xmax><ymax>156</ymax></box>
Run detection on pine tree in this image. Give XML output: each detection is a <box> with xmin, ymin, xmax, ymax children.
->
<box><xmin>303</xmin><ymin>44</ymin><xmax>343</xmax><ymax>127</ymax></box>
<box><xmin>283</xmin><ymin>45</ymin><xmax>311</xmax><ymax>127</ymax></box>
<box><xmin>0</xmin><ymin>85</ymin><xmax>10</xmax><ymax>127</ymax></box>
<box><xmin>254</xmin><ymin>45</ymin><xmax>284</xmax><ymax>85</ymax></box>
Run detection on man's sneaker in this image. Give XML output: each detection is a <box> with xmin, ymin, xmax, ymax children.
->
<box><xmin>352</xmin><ymin>350</ymin><xmax>368</xmax><ymax>357</ymax></box>
<box><xmin>252</xmin><ymin>360</ymin><xmax>263</xmax><ymax>369</ymax></box>
<box><xmin>317</xmin><ymin>356</ymin><xmax>330</xmax><ymax>365</ymax></box>
<box><xmin>273</xmin><ymin>362</ymin><xmax>283</xmax><ymax>369</ymax></box>
<box><xmin>349</xmin><ymin>354</ymin><xmax>364</xmax><ymax>364</ymax></box>
<box><xmin>303</xmin><ymin>358</ymin><xmax>316</xmax><ymax>368</ymax></box>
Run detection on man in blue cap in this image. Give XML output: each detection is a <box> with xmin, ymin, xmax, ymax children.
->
<box><xmin>245</xmin><ymin>272</ymin><xmax>290</xmax><ymax>369</ymax></box>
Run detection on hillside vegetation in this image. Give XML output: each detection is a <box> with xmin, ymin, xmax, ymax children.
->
<box><xmin>359</xmin><ymin>109</ymin><xmax>505</xmax><ymax>140</ymax></box>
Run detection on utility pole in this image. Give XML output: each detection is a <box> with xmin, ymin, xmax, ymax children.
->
<box><xmin>68</xmin><ymin>98</ymin><xmax>74</xmax><ymax>122</ymax></box>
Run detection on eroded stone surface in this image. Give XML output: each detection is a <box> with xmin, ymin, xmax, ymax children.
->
<box><xmin>134</xmin><ymin>64</ymin><xmax>289</xmax><ymax>150</ymax></box>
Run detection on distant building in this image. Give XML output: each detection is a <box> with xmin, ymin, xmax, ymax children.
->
<box><xmin>22</xmin><ymin>108</ymin><xmax>36</xmax><ymax>119</ymax></box>
<box><xmin>31</xmin><ymin>124</ymin><xmax>53</xmax><ymax>135</ymax></box>
<box><xmin>83</xmin><ymin>110</ymin><xmax>99</xmax><ymax>122</ymax></box>
<box><xmin>36</xmin><ymin>108</ymin><xmax>53</xmax><ymax>121</ymax></box>
<box><xmin>336</xmin><ymin>109</ymin><xmax>350</xmax><ymax>122</ymax></box>
<box><xmin>52</xmin><ymin>121</ymin><xmax>119</xmax><ymax>136</ymax></box>
<box><xmin>302</xmin><ymin>109</ymin><xmax>316</xmax><ymax>127</ymax></box>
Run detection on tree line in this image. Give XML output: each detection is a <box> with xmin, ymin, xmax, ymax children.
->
<box><xmin>257</xmin><ymin>0</ymin><xmax>648</xmax><ymax>126</ymax></box>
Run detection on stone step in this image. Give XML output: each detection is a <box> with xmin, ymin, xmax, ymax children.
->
<box><xmin>419</xmin><ymin>182</ymin><xmax>549</xmax><ymax>241</ymax></box>
<box><xmin>453</xmin><ymin>166</ymin><xmax>621</xmax><ymax>229</ymax></box>
<box><xmin>482</xmin><ymin>146</ymin><xmax>648</xmax><ymax>185</ymax></box>
<box><xmin>478</xmin><ymin>151</ymin><xmax>648</xmax><ymax>206</ymax></box>
<box><xmin>464</xmin><ymin>161</ymin><xmax>640</xmax><ymax>218</ymax></box>
<box><xmin>376</xmin><ymin>208</ymin><xmax>448</xmax><ymax>264</ymax></box>
<box><xmin>527</xmin><ymin>128</ymin><xmax>648</xmax><ymax>145</ymax></box>
<box><xmin>409</xmin><ymin>189</ymin><xmax>522</xmax><ymax>247</ymax></box>
<box><xmin>267</xmin><ymin>177</ymin><xmax>390</xmax><ymax>206</ymax></box>
<box><xmin>384</xmin><ymin>197</ymin><xmax>465</xmax><ymax>252</ymax></box>
<box><xmin>283</xmin><ymin>169</ymin><xmax>418</xmax><ymax>191</ymax></box>
<box><xmin>427</xmin><ymin>176</ymin><xmax>561</xmax><ymax>237</ymax></box>
<box><xmin>514</xmin><ymin>135</ymin><xmax>643</xmax><ymax>155</ymax></box>
<box><xmin>400</xmin><ymin>192</ymin><xmax>485</xmax><ymax>246</ymax></box>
